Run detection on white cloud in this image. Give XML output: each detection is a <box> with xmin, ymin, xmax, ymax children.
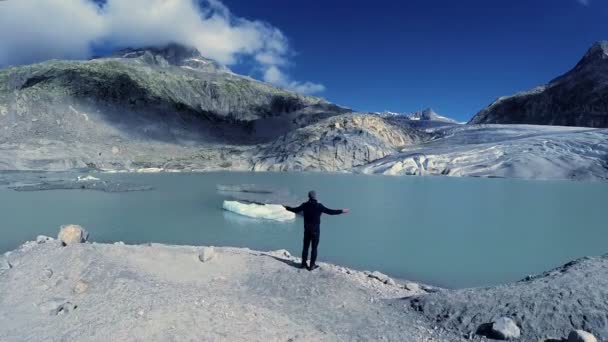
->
<box><xmin>577</xmin><ymin>0</ymin><xmax>590</xmax><ymax>5</ymax></box>
<box><xmin>0</xmin><ymin>0</ymin><xmax>325</xmax><ymax>94</ymax></box>
<box><xmin>263</xmin><ymin>65</ymin><xmax>326</xmax><ymax>95</ymax></box>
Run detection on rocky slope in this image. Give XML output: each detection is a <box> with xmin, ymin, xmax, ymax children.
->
<box><xmin>470</xmin><ymin>41</ymin><xmax>608</xmax><ymax>128</ymax></box>
<box><xmin>0</xmin><ymin>231</ymin><xmax>604</xmax><ymax>341</ymax></box>
<box><xmin>250</xmin><ymin>114</ymin><xmax>428</xmax><ymax>172</ymax></box>
<box><xmin>0</xmin><ymin>43</ymin><xmax>347</xmax><ymax>147</ymax></box>
<box><xmin>407</xmin><ymin>254</ymin><xmax>608</xmax><ymax>341</ymax></box>
<box><xmin>0</xmin><ymin>236</ymin><xmax>455</xmax><ymax>342</ymax></box>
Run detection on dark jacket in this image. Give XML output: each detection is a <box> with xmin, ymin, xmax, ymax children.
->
<box><xmin>285</xmin><ymin>199</ymin><xmax>343</xmax><ymax>231</ymax></box>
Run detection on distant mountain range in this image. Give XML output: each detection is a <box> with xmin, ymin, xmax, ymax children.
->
<box><xmin>376</xmin><ymin>108</ymin><xmax>461</xmax><ymax>124</ymax></box>
<box><xmin>470</xmin><ymin>41</ymin><xmax>608</xmax><ymax>128</ymax></box>
<box><xmin>0</xmin><ymin>42</ymin><xmax>606</xmax><ymax>180</ymax></box>
<box><xmin>407</xmin><ymin>108</ymin><xmax>461</xmax><ymax>124</ymax></box>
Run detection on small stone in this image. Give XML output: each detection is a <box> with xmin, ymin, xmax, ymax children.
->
<box><xmin>38</xmin><ymin>299</ymin><xmax>76</xmax><ymax>316</ymax></box>
<box><xmin>491</xmin><ymin>317</ymin><xmax>520</xmax><ymax>340</ymax></box>
<box><xmin>198</xmin><ymin>247</ymin><xmax>215</xmax><ymax>263</ymax></box>
<box><xmin>368</xmin><ymin>271</ymin><xmax>395</xmax><ymax>285</ymax></box>
<box><xmin>73</xmin><ymin>280</ymin><xmax>89</xmax><ymax>294</ymax></box>
<box><xmin>272</xmin><ymin>249</ymin><xmax>291</xmax><ymax>258</ymax></box>
<box><xmin>58</xmin><ymin>224</ymin><xmax>89</xmax><ymax>246</ymax></box>
<box><xmin>567</xmin><ymin>330</ymin><xmax>597</xmax><ymax>342</ymax></box>
<box><xmin>403</xmin><ymin>282</ymin><xmax>422</xmax><ymax>292</ymax></box>
<box><xmin>36</xmin><ymin>235</ymin><xmax>54</xmax><ymax>244</ymax></box>
<box><xmin>42</xmin><ymin>268</ymin><xmax>53</xmax><ymax>279</ymax></box>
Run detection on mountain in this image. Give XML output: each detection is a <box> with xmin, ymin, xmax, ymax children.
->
<box><xmin>0</xmin><ymin>43</ymin><xmax>347</xmax><ymax>139</ymax></box>
<box><xmin>0</xmin><ymin>43</ymin><xmax>606</xmax><ymax>180</ymax></box>
<box><xmin>407</xmin><ymin>108</ymin><xmax>460</xmax><ymax>124</ymax></box>
<box><xmin>469</xmin><ymin>41</ymin><xmax>608</xmax><ymax>128</ymax></box>
<box><xmin>0</xmin><ymin>43</ymin><xmax>426</xmax><ymax>171</ymax></box>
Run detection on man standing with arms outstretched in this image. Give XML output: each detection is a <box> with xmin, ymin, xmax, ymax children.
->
<box><xmin>284</xmin><ymin>191</ymin><xmax>349</xmax><ymax>271</ymax></box>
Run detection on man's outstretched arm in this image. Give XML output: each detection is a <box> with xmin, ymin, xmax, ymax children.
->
<box><xmin>321</xmin><ymin>205</ymin><xmax>349</xmax><ymax>215</ymax></box>
<box><xmin>284</xmin><ymin>204</ymin><xmax>304</xmax><ymax>213</ymax></box>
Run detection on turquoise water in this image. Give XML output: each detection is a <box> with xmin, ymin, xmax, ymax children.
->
<box><xmin>1</xmin><ymin>172</ymin><xmax>607</xmax><ymax>289</ymax></box>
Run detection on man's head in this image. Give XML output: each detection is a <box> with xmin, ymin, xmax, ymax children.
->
<box><xmin>308</xmin><ymin>190</ymin><xmax>317</xmax><ymax>200</ymax></box>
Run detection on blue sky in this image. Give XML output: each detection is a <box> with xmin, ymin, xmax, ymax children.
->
<box><xmin>0</xmin><ymin>0</ymin><xmax>606</xmax><ymax>121</ymax></box>
<box><xmin>223</xmin><ymin>0</ymin><xmax>608</xmax><ymax>120</ymax></box>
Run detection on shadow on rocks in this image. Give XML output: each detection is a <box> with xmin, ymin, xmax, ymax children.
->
<box><xmin>266</xmin><ymin>255</ymin><xmax>303</xmax><ymax>270</ymax></box>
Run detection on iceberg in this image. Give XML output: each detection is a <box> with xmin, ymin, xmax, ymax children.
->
<box><xmin>217</xmin><ymin>184</ymin><xmax>300</xmax><ymax>206</ymax></box>
<box><xmin>77</xmin><ymin>175</ymin><xmax>100</xmax><ymax>182</ymax></box>
<box><xmin>222</xmin><ymin>201</ymin><xmax>295</xmax><ymax>222</ymax></box>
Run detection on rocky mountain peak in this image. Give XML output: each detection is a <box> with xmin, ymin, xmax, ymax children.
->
<box><xmin>582</xmin><ymin>40</ymin><xmax>608</xmax><ymax>60</ymax></box>
<box><xmin>409</xmin><ymin>108</ymin><xmax>437</xmax><ymax>120</ymax></box>
<box><xmin>408</xmin><ymin>108</ymin><xmax>458</xmax><ymax>123</ymax></box>
<box><xmin>568</xmin><ymin>40</ymin><xmax>608</xmax><ymax>73</ymax></box>
<box><xmin>110</xmin><ymin>43</ymin><xmax>227</xmax><ymax>72</ymax></box>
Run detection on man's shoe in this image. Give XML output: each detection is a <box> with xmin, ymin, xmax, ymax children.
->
<box><xmin>307</xmin><ymin>264</ymin><xmax>319</xmax><ymax>271</ymax></box>
<box><xmin>299</xmin><ymin>262</ymin><xmax>307</xmax><ymax>269</ymax></box>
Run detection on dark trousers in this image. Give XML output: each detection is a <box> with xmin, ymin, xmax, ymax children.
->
<box><xmin>302</xmin><ymin>229</ymin><xmax>320</xmax><ymax>266</ymax></box>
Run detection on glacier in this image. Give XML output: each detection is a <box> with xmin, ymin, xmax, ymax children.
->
<box><xmin>222</xmin><ymin>201</ymin><xmax>296</xmax><ymax>222</ymax></box>
<box><xmin>357</xmin><ymin>124</ymin><xmax>608</xmax><ymax>180</ymax></box>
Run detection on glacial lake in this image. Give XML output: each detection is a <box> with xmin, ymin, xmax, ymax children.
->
<box><xmin>1</xmin><ymin>171</ymin><xmax>607</xmax><ymax>289</ymax></box>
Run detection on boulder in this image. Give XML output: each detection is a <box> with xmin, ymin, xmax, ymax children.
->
<box><xmin>58</xmin><ymin>225</ymin><xmax>89</xmax><ymax>246</ymax></box>
<box><xmin>198</xmin><ymin>247</ymin><xmax>215</xmax><ymax>263</ymax></box>
<box><xmin>491</xmin><ymin>317</ymin><xmax>521</xmax><ymax>340</ymax></box>
<box><xmin>403</xmin><ymin>282</ymin><xmax>422</xmax><ymax>292</ymax></box>
<box><xmin>567</xmin><ymin>330</ymin><xmax>597</xmax><ymax>342</ymax></box>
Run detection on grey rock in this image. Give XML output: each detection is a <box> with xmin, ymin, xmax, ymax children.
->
<box><xmin>470</xmin><ymin>41</ymin><xmax>608</xmax><ymax>128</ymax></box>
<box><xmin>198</xmin><ymin>247</ymin><xmax>216</xmax><ymax>263</ymax></box>
<box><xmin>567</xmin><ymin>330</ymin><xmax>597</xmax><ymax>342</ymax></box>
<box><xmin>36</xmin><ymin>235</ymin><xmax>54</xmax><ymax>244</ymax></box>
<box><xmin>368</xmin><ymin>271</ymin><xmax>396</xmax><ymax>285</ymax></box>
<box><xmin>490</xmin><ymin>317</ymin><xmax>520</xmax><ymax>340</ymax></box>
<box><xmin>42</xmin><ymin>268</ymin><xmax>53</xmax><ymax>279</ymax></box>
<box><xmin>403</xmin><ymin>282</ymin><xmax>422</xmax><ymax>292</ymax></box>
<box><xmin>38</xmin><ymin>299</ymin><xmax>77</xmax><ymax>316</ymax></box>
<box><xmin>58</xmin><ymin>224</ymin><xmax>89</xmax><ymax>246</ymax></box>
<box><xmin>271</xmin><ymin>249</ymin><xmax>291</xmax><ymax>258</ymax></box>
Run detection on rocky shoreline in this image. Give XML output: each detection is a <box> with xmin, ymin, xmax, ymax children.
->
<box><xmin>0</xmin><ymin>226</ymin><xmax>603</xmax><ymax>341</ymax></box>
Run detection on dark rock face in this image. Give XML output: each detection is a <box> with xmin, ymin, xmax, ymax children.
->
<box><xmin>470</xmin><ymin>41</ymin><xmax>608</xmax><ymax>128</ymax></box>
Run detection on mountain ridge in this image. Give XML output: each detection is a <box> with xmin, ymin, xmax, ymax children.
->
<box><xmin>469</xmin><ymin>40</ymin><xmax>608</xmax><ymax>128</ymax></box>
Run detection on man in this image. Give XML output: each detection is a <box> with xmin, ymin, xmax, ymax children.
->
<box><xmin>284</xmin><ymin>191</ymin><xmax>349</xmax><ymax>271</ymax></box>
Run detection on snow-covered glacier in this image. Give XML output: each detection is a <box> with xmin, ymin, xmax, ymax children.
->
<box><xmin>222</xmin><ymin>201</ymin><xmax>296</xmax><ymax>221</ymax></box>
<box><xmin>356</xmin><ymin>124</ymin><xmax>608</xmax><ymax>181</ymax></box>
